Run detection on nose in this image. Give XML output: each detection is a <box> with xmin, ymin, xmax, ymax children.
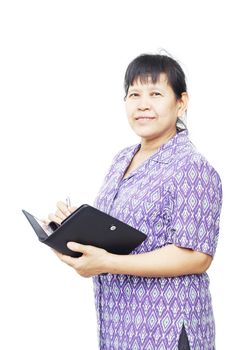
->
<box><xmin>137</xmin><ymin>96</ymin><xmax>151</xmax><ymax>111</ymax></box>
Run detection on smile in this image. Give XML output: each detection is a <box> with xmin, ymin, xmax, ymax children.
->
<box><xmin>135</xmin><ymin>116</ymin><xmax>156</xmax><ymax>121</ymax></box>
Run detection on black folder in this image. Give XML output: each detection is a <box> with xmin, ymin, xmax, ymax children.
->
<box><xmin>22</xmin><ymin>204</ymin><xmax>146</xmax><ymax>257</ymax></box>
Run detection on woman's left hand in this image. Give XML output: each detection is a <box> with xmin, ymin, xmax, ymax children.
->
<box><xmin>53</xmin><ymin>242</ymin><xmax>110</xmax><ymax>277</ymax></box>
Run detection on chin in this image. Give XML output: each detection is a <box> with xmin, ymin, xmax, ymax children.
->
<box><xmin>132</xmin><ymin>128</ymin><xmax>161</xmax><ymax>139</ymax></box>
<box><xmin>130</xmin><ymin>123</ymin><xmax>176</xmax><ymax>140</ymax></box>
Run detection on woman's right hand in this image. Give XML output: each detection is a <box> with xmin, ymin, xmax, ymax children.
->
<box><xmin>43</xmin><ymin>201</ymin><xmax>77</xmax><ymax>226</ymax></box>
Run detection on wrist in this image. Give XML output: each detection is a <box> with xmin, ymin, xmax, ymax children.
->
<box><xmin>104</xmin><ymin>252</ymin><xmax>118</xmax><ymax>274</ymax></box>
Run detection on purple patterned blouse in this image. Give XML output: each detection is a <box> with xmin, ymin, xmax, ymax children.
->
<box><xmin>92</xmin><ymin>129</ymin><xmax>222</xmax><ymax>350</ymax></box>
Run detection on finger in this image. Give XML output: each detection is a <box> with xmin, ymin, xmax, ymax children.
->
<box><xmin>59</xmin><ymin>253</ymin><xmax>76</xmax><ymax>267</ymax></box>
<box><xmin>55</xmin><ymin>208</ymin><xmax>66</xmax><ymax>220</ymax></box>
<box><xmin>67</xmin><ymin>242</ymin><xmax>88</xmax><ymax>253</ymax></box>
<box><xmin>51</xmin><ymin>249</ymin><xmax>74</xmax><ymax>267</ymax></box>
<box><xmin>48</xmin><ymin>213</ymin><xmax>62</xmax><ymax>224</ymax></box>
<box><xmin>69</xmin><ymin>206</ymin><xmax>77</xmax><ymax>214</ymax></box>
<box><xmin>51</xmin><ymin>248</ymin><xmax>63</xmax><ymax>259</ymax></box>
<box><xmin>57</xmin><ymin>201</ymin><xmax>71</xmax><ymax>217</ymax></box>
<box><xmin>41</xmin><ymin>218</ymin><xmax>50</xmax><ymax>225</ymax></box>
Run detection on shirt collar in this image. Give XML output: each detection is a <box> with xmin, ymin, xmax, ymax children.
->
<box><xmin>128</xmin><ymin>129</ymin><xmax>190</xmax><ymax>165</ymax></box>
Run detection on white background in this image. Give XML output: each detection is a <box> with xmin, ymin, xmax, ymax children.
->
<box><xmin>0</xmin><ymin>0</ymin><xmax>232</xmax><ymax>348</ymax></box>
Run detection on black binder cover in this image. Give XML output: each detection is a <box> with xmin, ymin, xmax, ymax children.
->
<box><xmin>22</xmin><ymin>204</ymin><xmax>146</xmax><ymax>257</ymax></box>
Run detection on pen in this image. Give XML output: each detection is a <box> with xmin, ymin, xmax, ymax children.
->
<box><xmin>66</xmin><ymin>196</ymin><xmax>71</xmax><ymax>208</ymax></box>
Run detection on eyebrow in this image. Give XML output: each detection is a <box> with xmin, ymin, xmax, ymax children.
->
<box><xmin>128</xmin><ymin>85</ymin><xmax>165</xmax><ymax>93</ymax></box>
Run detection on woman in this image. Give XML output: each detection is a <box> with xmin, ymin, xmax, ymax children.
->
<box><xmin>48</xmin><ymin>53</ymin><xmax>222</xmax><ymax>349</ymax></box>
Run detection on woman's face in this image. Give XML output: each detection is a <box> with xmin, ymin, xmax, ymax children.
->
<box><xmin>125</xmin><ymin>73</ymin><xmax>188</xmax><ymax>142</ymax></box>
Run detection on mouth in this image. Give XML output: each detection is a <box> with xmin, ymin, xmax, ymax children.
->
<box><xmin>135</xmin><ymin>116</ymin><xmax>156</xmax><ymax>121</ymax></box>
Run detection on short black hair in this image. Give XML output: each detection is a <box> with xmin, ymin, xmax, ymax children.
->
<box><xmin>124</xmin><ymin>53</ymin><xmax>187</xmax><ymax>100</ymax></box>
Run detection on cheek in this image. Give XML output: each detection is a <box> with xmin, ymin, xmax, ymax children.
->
<box><xmin>154</xmin><ymin>102</ymin><xmax>177</xmax><ymax>117</ymax></box>
<box><xmin>125</xmin><ymin>103</ymin><xmax>134</xmax><ymax>118</ymax></box>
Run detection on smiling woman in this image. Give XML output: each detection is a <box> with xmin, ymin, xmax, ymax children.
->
<box><xmin>47</xmin><ymin>52</ymin><xmax>222</xmax><ymax>350</ymax></box>
<box><xmin>124</xmin><ymin>53</ymin><xmax>188</xmax><ymax>131</ymax></box>
<box><xmin>125</xmin><ymin>73</ymin><xmax>188</xmax><ymax>151</ymax></box>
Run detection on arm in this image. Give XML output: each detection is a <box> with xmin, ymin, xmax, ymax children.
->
<box><xmin>55</xmin><ymin>242</ymin><xmax>213</xmax><ymax>278</ymax></box>
<box><xmin>106</xmin><ymin>243</ymin><xmax>213</xmax><ymax>277</ymax></box>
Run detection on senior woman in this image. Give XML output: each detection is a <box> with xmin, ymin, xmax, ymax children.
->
<box><xmin>48</xmin><ymin>53</ymin><xmax>222</xmax><ymax>350</ymax></box>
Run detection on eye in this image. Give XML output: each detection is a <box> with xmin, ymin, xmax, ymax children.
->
<box><xmin>151</xmin><ymin>92</ymin><xmax>161</xmax><ymax>96</ymax></box>
<box><xmin>128</xmin><ymin>93</ymin><xmax>139</xmax><ymax>97</ymax></box>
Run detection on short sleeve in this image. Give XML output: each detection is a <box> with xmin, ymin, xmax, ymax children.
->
<box><xmin>167</xmin><ymin>158</ymin><xmax>223</xmax><ymax>257</ymax></box>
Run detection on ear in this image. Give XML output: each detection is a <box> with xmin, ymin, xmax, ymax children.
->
<box><xmin>177</xmin><ymin>92</ymin><xmax>189</xmax><ymax>117</ymax></box>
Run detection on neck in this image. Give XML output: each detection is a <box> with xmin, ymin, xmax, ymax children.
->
<box><xmin>139</xmin><ymin>129</ymin><xmax>177</xmax><ymax>154</ymax></box>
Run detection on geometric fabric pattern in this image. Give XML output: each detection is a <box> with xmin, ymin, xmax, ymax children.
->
<box><xmin>92</xmin><ymin>130</ymin><xmax>222</xmax><ymax>349</ymax></box>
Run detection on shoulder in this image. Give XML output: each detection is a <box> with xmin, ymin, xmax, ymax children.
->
<box><xmin>188</xmin><ymin>149</ymin><xmax>220</xmax><ymax>182</ymax></box>
<box><xmin>174</xmin><ymin>145</ymin><xmax>222</xmax><ymax>196</ymax></box>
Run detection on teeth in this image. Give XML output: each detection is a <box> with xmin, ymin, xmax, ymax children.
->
<box><xmin>137</xmin><ymin>117</ymin><xmax>154</xmax><ymax>120</ymax></box>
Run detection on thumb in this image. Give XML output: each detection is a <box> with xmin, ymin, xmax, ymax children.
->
<box><xmin>67</xmin><ymin>241</ymin><xmax>87</xmax><ymax>253</ymax></box>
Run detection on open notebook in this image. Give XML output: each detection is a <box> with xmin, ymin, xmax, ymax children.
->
<box><xmin>22</xmin><ymin>204</ymin><xmax>146</xmax><ymax>257</ymax></box>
